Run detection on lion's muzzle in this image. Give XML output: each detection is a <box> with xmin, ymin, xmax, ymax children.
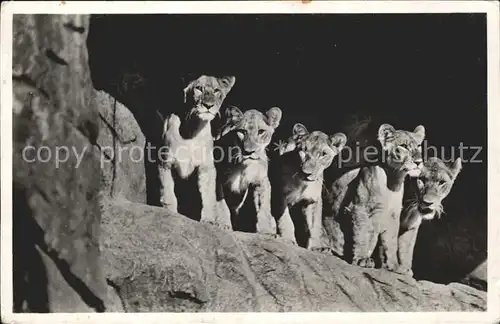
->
<box><xmin>194</xmin><ymin>105</ymin><xmax>217</xmax><ymax>121</ymax></box>
<box><xmin>417</xmin><ymin>192</ymin><xmax>442</xmax><ymax>218</ymax></box>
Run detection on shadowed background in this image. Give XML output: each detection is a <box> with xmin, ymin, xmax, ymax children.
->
<box><xmin>87</xmin><ymin>14</ymin><xmax>487</xmax><ymax>286</ymax></box>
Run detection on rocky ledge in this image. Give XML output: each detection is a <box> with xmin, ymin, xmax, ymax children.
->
<box><xmin>102</xmin><ymin>198</ymin><xmax>486</xmax><ymax>312</ymax></box>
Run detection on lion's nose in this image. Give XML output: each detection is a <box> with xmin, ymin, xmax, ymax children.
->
<box><xmin>301</xmin><ymin>170</ymin><xmax>313</xmax><ymax>176</ymax></box>
<box><xmin>202</xmin><ymin>102</ymin><xmax>214</xmax><ymax>109</ymax></box>
<box><xmin>242</xmin><ymin>149</ymin><xmax>255</xmax><ymax>156</ymax></box>
<box><xmin>421</xmin><ymin>199</ymin><xmax>433</xmax><ymax>207</ymax></box>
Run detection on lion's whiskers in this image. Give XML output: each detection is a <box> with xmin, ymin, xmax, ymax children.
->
<box><xmin>434</xmin><ymin>203</ymin><xmax>444</xmax><ymax>218</ymax></box>
<box><xmin>321</xmin><ymin>178</ymin><xmax>333</xmax><ymax>196</ymax></box>
<box><xmin>185</xmin><ymin>108</ymin><xmax>195</xmax><ymax>121</ymax></box>
<box><xmin>232</xmin><ymin>151</ymin><xmax>243</xmax><ymax>163</ymax></box>
<box><xmin>403</xmin><ymin>196</ymin><xmax>419</xmax><ymax>214</ymax></box>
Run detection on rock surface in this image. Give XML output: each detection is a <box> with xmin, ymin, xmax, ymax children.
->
<box><xmin>12</xmin><ymin>14</ymin><xmax>120</xmax><ymax>312</ymax></box>
<box><xmin>460</xmin><ymin>260</ymin><xmax>487</xmax><ymax>292</ymax></box>
<box><xmin>102</xmin><ymin>198</ymin><xmax>487</xmax><ymax>312</ymax></box>
<box><xmin>95</xmin><ymin>90</ymin><xmax>147</xmax><ymax>203</ymax></box>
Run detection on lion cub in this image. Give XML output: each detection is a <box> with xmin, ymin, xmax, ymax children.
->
<box><xmin>159</xmin><ymin>75</ymin><xmax>235</xmax><ymax>229</ymax></box>
<box><xmin>323</xmin><ymin>124</ymin><xmax>425</xmax><ymax>272</ymax></box>
<box><xmin>396</xmin><ymin>157</ymin><xmax>462</xmax><ymax>276</ymax></box>
<box><xmin>272</xmin><ymin>123</ymin><xmax>347</xmax><ymax>251</ymax></box>
<box><xmin>215</xmin><ymin>106</ymin><xmax>282</xmax><ymax>234</ymax></box>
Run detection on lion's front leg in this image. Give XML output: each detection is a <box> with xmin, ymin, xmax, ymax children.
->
<box><xmin>303</xmin><ymin>200</ymin><xmax>325</xmax><ymax>252</ymax></box>
<box><xmin>397</xmin><ymin>224</ymin><xmax>421</xmax><ymax>276</ymax></box>
<box><xmin>271</xmin><ymin>189</ymin><xmax>297</xmax><ymax>245</ymax></box>
<box><xmin>349</xmin><ymin>204</ymin><xmax>377</xmax><ymax>268</ymax></box>
<box><xmin>379</xmin><ymin>212</ymin><xmax>402</xmax><ymax>273</ymax></box>
<box><xmin>275</xmin><ymin>206</ymin><xmax>297</xmax><ymax>245</ymax></box>
<box><xmin>253</xmin><ymin>178</ymin><xmax>277</xmax><ymax>235</ymax></box>
<box><xmin>198</xmin><ymin>166</ymin><xmax>231</xmax><ymax>230</ymax></box>
<box><xmin>322</xmin><ymin>215</ymin><xmax>345</xmax><ymax>258</ymax></box>
<box><xmin>159</xmin><ymin>165</ymin><xmax>178</xmax><ymax>213</ymax></box>
<box><xmin>215</xmin><ymin>165</ymin><xmax>233</xmax><ymax>230</ymax></box>
<box><xmin>215</xmin><ymin>195</ymin><xmax>232</xmax><ymax>231</ymax></box>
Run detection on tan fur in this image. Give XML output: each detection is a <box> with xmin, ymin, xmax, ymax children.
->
<box><xmin>323</xmin><ymin>123</ymin><xmax>425</xmax><ymax>272</ymax></box>
<box><xmin>159</xmin><ymin>75</ymin><xmax>235</xmax><ymax>229</ymax></box>
<box><xmin>396</xmin><ymin>157</ymin><xmax>462</xmax><ymax>276</ymax></box>
<box><xmin>272</xmin><ymin>123</ymin><xmax>347</xmax><ymax>251</ymax></box>
<box><xmin>215</xmin><ymin>106</ymin><xmax>282</xmax><ymax>234</ymax></box>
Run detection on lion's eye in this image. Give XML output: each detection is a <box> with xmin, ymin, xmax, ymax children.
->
<box><xmin>321</xmin><ymin>150</ymin><xmax>328</xmax><ymax>157</ymax></box>
<box><xmin>438</xmin><ymin>180</ymin><xmax>446</xmax><ymax>186</ymax></box>
<box><xmin>258</xmin><ymin>129</ymin><xmax>265</xmax><ymax>135</ymax></box>
<box><xmin>214</xmin><ymin>88</ymin><xmax>221</xmax><ymax>93</ymax></box>
<box><xmin>400</xmin><ymin>144</ymin><xmax>409</xmax><ymax>150</ymax></box>
<box><xmin>195</xmin><ymin>86</ymin><xmax>203</xmax><ymax>91</ymax></box>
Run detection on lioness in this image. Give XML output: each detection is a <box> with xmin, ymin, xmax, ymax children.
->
<box><xmin>159</xmin><ymin>75</ymin><xmax>235</xmax><ymax>229</ymax></box>
<box><xmin>323</xmin><ymin>123</ymin><xmax>425</xmax><ymax>272</ymax></box>
<box><xmin>271</xmin><ymin>123</ymin><xmax>347</xmax><ymax>250</ymax></box>
<box><xmin>396</xmin><ymin>157</ymin><xmax>462</xmax><ymax>276</ymax></box>
<box><xmin>215</xmin><ymin>106</ymin><xmax>282</xmax><ymax>234</ymax></box>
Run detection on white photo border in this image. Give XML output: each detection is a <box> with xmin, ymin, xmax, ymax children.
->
<box><xmin>1</xmin><ymin>1</ymin><xmax>499</xmax><ymax>323</ymax></box>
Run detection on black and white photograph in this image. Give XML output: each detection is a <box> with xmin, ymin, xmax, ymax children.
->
<box><xmin>2</xmin><ymin>1</ymin><xmax>500</xmax><ymax>322</ymax></box>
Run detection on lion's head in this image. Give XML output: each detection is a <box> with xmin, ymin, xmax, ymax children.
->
<box><xmin>183</xmin><ymin>75</ymin><xmax>236</xmax><ymax>122</ymax></box>
<box><xmin>378</xmin><ymin>124</ymin><xmax>425</xmax><ymax>177</ymax></box>
<box><xmin>217</xmin><ymin>106</ymin><xmax>282</xmax><ymax>162</ymax></box>
<box><xmin>409</xmin><ymin>157</ymin><xmax>462</xmax><ymax>220</ymax></box>
<box><xmin>285</xmin><ymin>123</ymin><xmax>347</xmax><ymax>182</ymax></box>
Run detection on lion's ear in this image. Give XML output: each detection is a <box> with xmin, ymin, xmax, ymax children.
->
<box><xmin>378</xmin><ymin>123</ymin><xmax>396</xmax><ymax>150</ymax></box>
<box><xmin>293</xmin><ymin>123</ymin><xmax>309</xmax><ymax>138</ymax></box>
<box><xmin>266</xmin><ymin>107</ymin><xmax>282</xmax><ymax>129</ymax></box>
<box><xmin>450</xmin><ymin>157</ymin><xmax>463</xmax><ymax>179</ymax></box>
<box><xmin>225</xmin><ymin>105</ymin><xmax>243</xmax><ymax>122</ymax></box>
<box><xmin>330</xmin><ymin>133</ymin><xmax>347</xmax><ymax>153</ymax></box>
<box><xmin>218</xmin><ymin>76</ymin><xmax>236</xmax><ymax>93</ymax></box>
<box><xmin>413</xmin><ymin>125</ymin><xmax>426</xmax><ymax>144</ymax></box>
<box><xmin>215</xmin><ymin>106</ymin><xmax>243</xmax><ymax>140</ymax></box>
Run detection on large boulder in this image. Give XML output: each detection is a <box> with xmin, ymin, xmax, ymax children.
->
<box><xmin>94</xmin><ymin>90</ymin><xmax>147</xmax><ymax>203</ymax></box>
<box><xmin>102</xmin><ymin>198</ymin><xmax>486</xmax><ymax>312</ymax></box>
<box><xmin>12</xmin><ymin>14</ymin><xmax>121</xmax><ymax>312</ymax></box>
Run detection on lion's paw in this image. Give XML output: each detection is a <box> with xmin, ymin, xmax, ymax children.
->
<box><xmin>259</xmin><ymin>232</ymin><xmax>278</xmax><ymax>240</ymax></box>
<box><xmin>310</xmin><ymin>246</ymin><xmax>334</xmax><ymax>255</ymax></box>
<box><xmin>353</xmin><ymin>257</ymin><xmax>375</xmax><ymax>268</ymax></box>
<box><xmin>274</xmin><ymin>234</ymin><xmax>298</xmax><ymax>246</ymax></box>
<box><xmin>384</xmin><ymin>263</ymin><xmax>412</xmax><ymax>275</ymax></box>
<box><xmin>200</xmin><ymin>219</ymin><xmax>232</xmax><ymax>231</ymax></box>
<box><xmin>255</xmin><ymin>222</ymin><xmax>277</xmax><ymax>237</ymax></box>
<box><xmin>400</xmin><ymin>268</ymin><xmax>414</xmax><ymax>277</ymax></box>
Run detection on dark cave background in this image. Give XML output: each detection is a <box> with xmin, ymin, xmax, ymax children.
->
<box><xmin>87</xmin><ymin>14</ymin><xmax>487</xmax><ymax>285</ymax></box>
